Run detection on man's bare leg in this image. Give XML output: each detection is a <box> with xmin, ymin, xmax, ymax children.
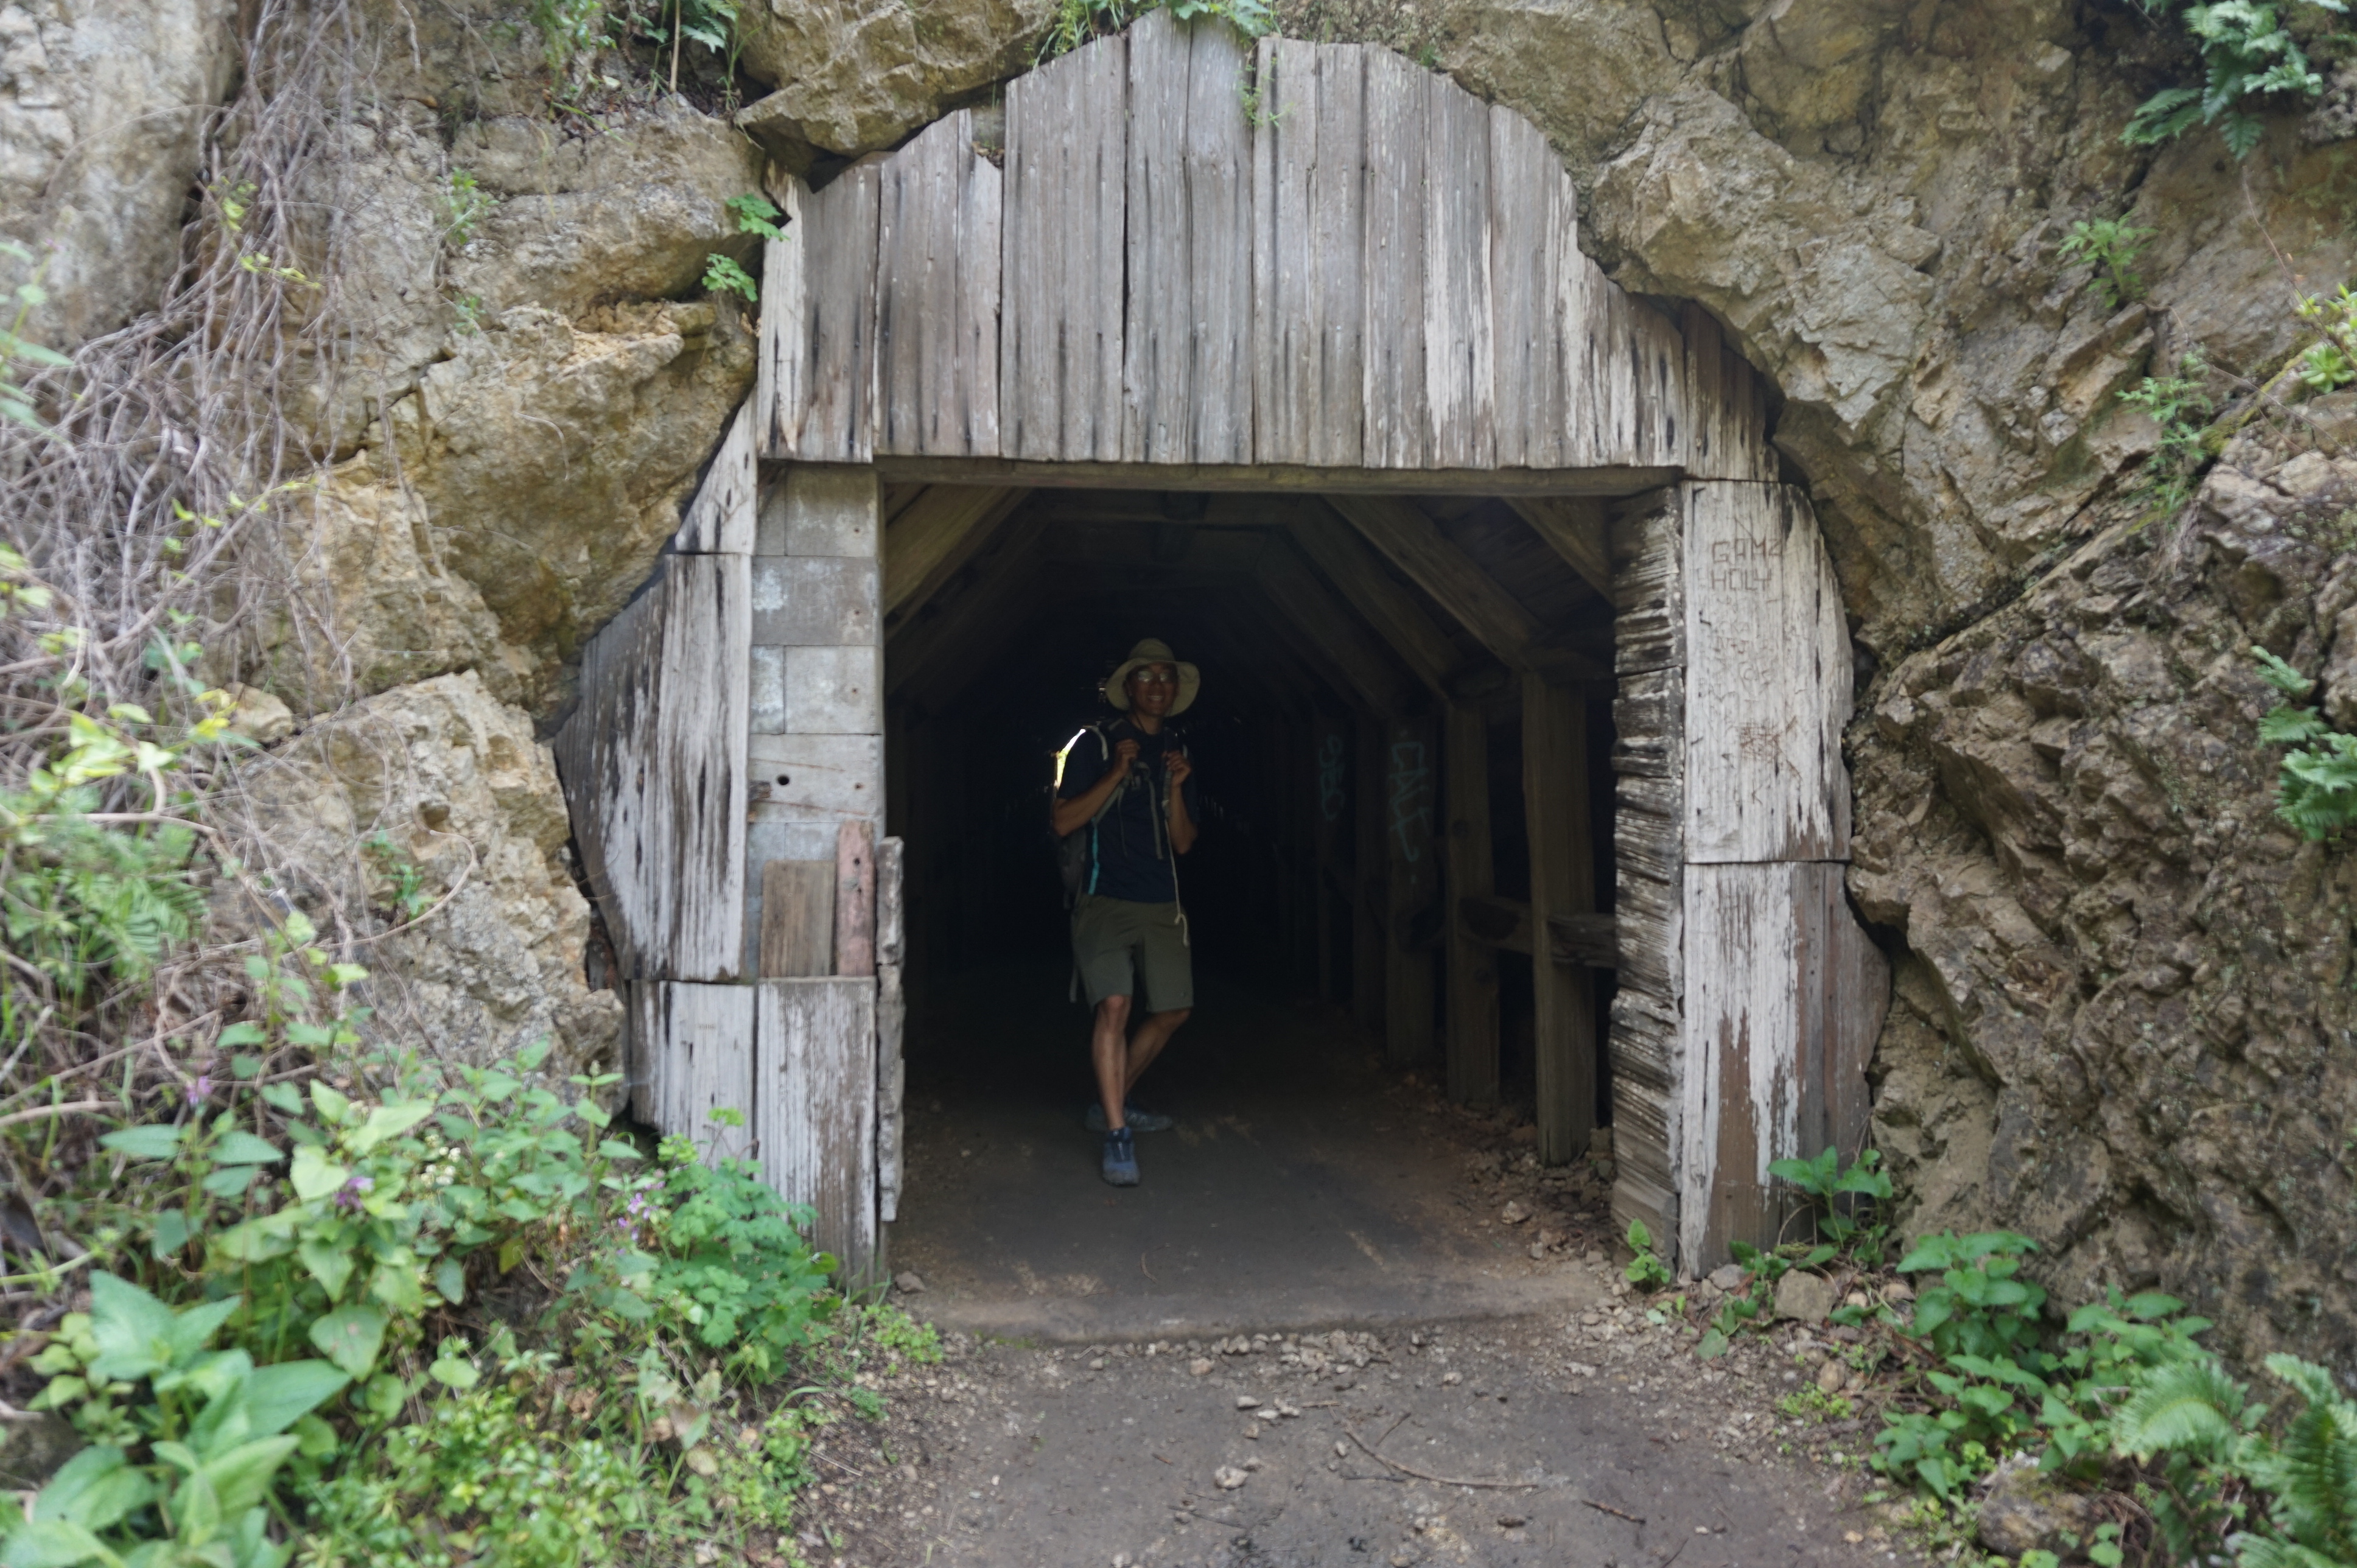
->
<box><xmin>1122</xmin><ymin>1007</ymin><xmax>1191</xmax><ymax>1097</ymax></box>
<box><xmin>1091</xmin><ymin>996</ymin><xmax>1134</xmax><ymax>1132</ymax></box>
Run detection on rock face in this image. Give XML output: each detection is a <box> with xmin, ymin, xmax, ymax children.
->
<box><xmin>0</xmin><ymin>0</ymin><xmax>237</xmax><ymax>347</ymax></box>
<box><xmin>734</xmin><ymin>0</ymin><xmax>1053</xmax><ymax>156</ymax></box>
<box><xmin>1854</xmin><ymin>404</ymin><xmax>2357</xmax><ymax>1371</ymax></box>
<box><xmin>238</xmin><ymin>671</ymin><xmax>623</xmax><ymax>1082</ymax></box>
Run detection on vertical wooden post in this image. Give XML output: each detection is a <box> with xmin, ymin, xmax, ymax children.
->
<box><xmin>1384</xmin><ymin>713</ymin><xmax>1437</xmax><ymax>1065</ymax></box>
<box><xmin>1443</xmin><ymin>703</ymin><xmax>1499</xmax><ymax>1107</ymax></box>
<box><xmin>1524</xmin><ymin>673</ymin><xmax>1595</xmax><ymax>1164</ymax></box>
<box><xmin>875</xmin><ymin>836</ymin><xmax>906</xmax><ymax>1227</ymax></box>
<box><xmin>1312</xmin><ymin>710</ymin><xmax>1349</xmax><ymax>1001</ymax></box>
<box><xmin>1352</xmin><ymin>713</ymin><xmax>1387</xmax><ymax>1037</ymax></box>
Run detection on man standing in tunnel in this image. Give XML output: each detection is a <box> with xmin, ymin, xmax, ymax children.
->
<box><xmin>1052</xmin><ymin>639</ymin><xmax>1200</xmax><ymax>1187</ymax></box>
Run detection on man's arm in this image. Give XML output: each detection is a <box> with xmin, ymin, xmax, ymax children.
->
<box><xmin>1166</xmin><ymin>748</ymin><xmax>1197</xmax><ymax>855</ymax></box>
<box><xmin>1052</xmin><ymin>738</ymin><xmax>1137</xmax><ymax>838</ymax></box>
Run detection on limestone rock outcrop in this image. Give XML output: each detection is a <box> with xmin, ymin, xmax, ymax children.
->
<box><xmin>1854</xmin><ymin>403</ymin><xmax>2357</xmax><ymax>1370</ymax></box>
<box><xmin>0</xmin><ymin>0</ymin><xmax>236</xmax><ymax>347</ymax></box>
<box><xmin>237</xmin><ymin>671</ymin><xmax>623</xmax><ymax>1082</ymax></box>
<box><xmin>733</xmin><ymin>0</ymin><xmax>1053</xmax><ymax>156</ymax></box>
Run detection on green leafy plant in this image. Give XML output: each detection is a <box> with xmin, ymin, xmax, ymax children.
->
<box><xmin>2059</xmin><ymin>218</ymin><xmax>2157</xmax><ymax>311</ymax></box>
<box><xmin>361</xmin><ymin>833</ymin><xmax>435</xmax><ymax>921</ymax></box>
<box><xmin>1623</xmin><ymin>1219</ymin><xmax>1672</xmax><ymax>1291</ymax></box>
<box><xmin>440</xmin><ymin>169</ymin><xmax>495</xmax><ymax>249</ymax></box>
<box><xmin>1768</xmin><ymin>1144</ymin><xmax>1895</xmax><ymax>1259</ymax></box>
<box><xmin>3</xmin><ymin>1273</ymin><xmax>349</xmax><ymax>1568</ymax></box>
<box><xmin>1</xmin><ymin>239</ymin><xmax>69</xmax><ymax>429</ymax></box>
<box><xmin>528</xmin><ymin>0</ymin><xmax>606</xmax><ymax>67</ymax></box>
<box><xmin>2254</xmin><ymin>646</ymin><xmax>2357</xmax><ymax>839</ymax></box>
<box><xmin>2123</xmin><ymin>0</ymin><xmax>2347</xmax><ymax>158</ymax></box>
<box><xmin>702</xmin><ymin>253</ymin><xmax>757</xmax><ymax>303</ymax></box>
<box><xmin>1038</xmin><ymin>0</ymin><xmax>1271</xmax><ymax>65</ymax></box>
<box><xmin>645</xmin><ymin>1130</ymin><xmax>837</xmax><ymax>1378</ymax></box>
<box><xmin>725</xmin><ymin>193</ymin><xmax>784</xmax><ymax>241</ymax></box>
<box><xmin>2119</xmin><ymin>351</ymin><xmax>2218</xmax><ymax>516</ymax></box>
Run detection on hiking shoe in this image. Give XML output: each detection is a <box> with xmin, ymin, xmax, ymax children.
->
<box><xmin>1085</xmin><ymin>1102</ymin><xmax>1175</xmax><ymax>1133</ymax></box>
<box><xmin>1101</xmin><ymin>1127</ymin><xmax>1140</xmax><ymax>1186</ymax></box>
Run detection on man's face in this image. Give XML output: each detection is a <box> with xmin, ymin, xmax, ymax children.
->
<box><xmin>1127</xmin><ymin>662</ymin><xmax>1178</xmax><ymax>717</ymax></box>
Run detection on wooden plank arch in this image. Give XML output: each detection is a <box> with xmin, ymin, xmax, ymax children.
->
<box><xmin>559</xmin><ymin>11</ymin><xmax>1886</xmax><ymax>1282</ymax></box>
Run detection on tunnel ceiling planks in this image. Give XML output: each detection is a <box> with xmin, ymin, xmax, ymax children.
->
<box><xmin>757</xmin><ymin>10</ymin><xmax>1772</xmax><ymax>481</ymax></box>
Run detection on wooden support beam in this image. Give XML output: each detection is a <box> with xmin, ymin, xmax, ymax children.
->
<box><xmin>1312</xmin><ymin>710</ymin><xmax>1350</xmax><ymax>1002</ymax></box>
<box><xmin>759</xmin><ymin>860</ymin><xmax>835</xmax><ymax>976</ymax></box>
<box><xmin>759</xmin><ymin>978</ymin><xmax>878</xmax><ymax>1284</ymax></box>
<box><xmin>1524</xmin><ymin>673</ymin><xmax>1595</xmax><ymax>1166</ymax></box>
<box><xmin>1258</xmin><ymin>541</ymin><xmax>1415</xmax><ymax>714</ymax></box>
<box><xmin>1384</xmin><ymin>713</ymin><xmax>1438</xmax><ymax>1065</ymax></box>
<box><xmin>1324</xmin><ymin>492</ymin><xmax>1541</xmax><ymax>670</ymax></box>
<box><xmin>881</xmin><ymin>485</ymin><xmax>1029</xmax><ymax>622</ymax></box>
<box><xmin>1456</xmin><ymin>895</ymin><xmax>1617</xmax><ymax>967</ymax></box>
<box><xmin>884</xmin><ymin>516</ymin><xmax>1046</xmax><ymax>696</ymax></box>
<box><xmin>874</xmin><ymin>457</ymin><xmax>1683</xmax><ymax>496</ymax></box>
<box><xmin>1443</xmin><ymin>704</ymin><xmax>1499</xmax><ymax>1107</ymax></box>
<box><xmin>1505</xmin><ymin>495</ymin><xmax>1613</xmax><ymax>600</ymax></box>
<box><xmin>1288</xmin><ymin>506</ymin><xmax>1465</xmax><ymax>698</ymax></box>
<box><xmin>1353</xmin><ymin>713</ymin><xmax>1386</xmax><ymax>1037</ymax></box>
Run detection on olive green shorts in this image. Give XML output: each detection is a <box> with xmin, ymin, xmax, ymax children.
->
<box><xmin>1071</xmin><ymin>894</ymin><xmax>1193</xmax><ymax>1012</ymax></box>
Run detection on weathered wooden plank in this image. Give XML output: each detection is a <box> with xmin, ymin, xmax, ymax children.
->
<box><xmin>835</xmin><ymin>818</ymin><xmax>875</xmax><ymax>977</ymax></box>
<box><xmin>877</xmin><ymin>110</ymin><xmax>1003</xmax><ymax>458</ymax></box>
<box><xmin>1325</xmin><ymin>492</ymin><xmax>1538</xmax><ymax>668</ymax></box>
<box><xmin>1611</xmin><ymin>486</ymin><xmax>1684</xmax><ymax>676</ymax></box>
<box><xmin>1524</xmin><ymin>673</ymin><xmax>1595</xmax><ymax>1166</ymax></box>
<box><xmin>1287</xmin><ymin>508</ymin><xmax>1460</xmax><ymax>697</ymax></box>
<box><xmin>1679</xmin><ymin>302</ymin><xmax>1773</xmax><ymax>483</ymax></box>
<box><xmin>1488</xmin><ymin>108</ymin><xmax>1575</xmax><ymax>469</ymax></box>
<box><xmin>1443</xmin><ymin>704</ymin><xmax>1497</xmax><ymax>1107</ymax></box>
<box><xmin>1423</xmin><ymin>69</ymin><xmax>1494</xmax><ymax>470</ymax></box>
<box><xmin>760</xmin><ymin>859</ymin><xmax>836</xmax><ymax>976</ymax></box>
<box><xmin>779</xmin><ymin>464</ymin><xmax>881</xmax><ymax>559</ymax></box>
<box><xmin>632</xmin><ymin>982</ymin><xmax>755</xmax><ymax>1158</ymax></box>
<box><xmin>881</xmin><ymin>485</ymin><xmax>1027</xmax><ymax>621</ymax></box>
<box><xmin>752</xmin><ymin>557</ymin><xmax>880</xmax><ymax>646</ymax></box>
<box><xmin>776</xmin><ymin>166</ymin><xmax>881</xmax><ymax>462</ymax></box>
<box><xmin>756</xmin><ymin>183</ymin><xmax>806</xmax><ymax>460</ymax></box>
<box><xmin>1360</xmin><ymin>48</ymin><xmax>1427</xmax><ymax>470</ymax></box>
<box><xmin>1676</xmin><ymin>862</ymin><xmax>1888</xmax><ymax>1267</ymax></box>
<box><xmin>674</xmin><ymin>399</ymin><xmax>758</xmax><ymax>555</ymax></box>
<box><xmin>758</xmin><ymin>977</ymin><xmax>878</xmax><ymax>1283</ymax></box>
<box><xmin>875</xmin><ymin>454</ymin><xmax>1680</xmax><ymax>494</ymax></box>
<box><xmin>555</xmin><ymin>552</ymin><xmax>750</xmax><ymax>981</ymax></box>
<box><xmin>1683</xmin><ymin>481</ymin><xmax>1852</xmax><ymax>863</ymax></box>
<box><xmin>1001</xmin><ymin>35</ymin><xmax>1127</xmax><ymax>461</ymax></box>
<box><xmin>876</xmin><ymin>960</ymin><xmax>906</xmax><ymax>1223</ymax></box>
<box><xmin>749</xmin><ymin>732</ymin><xmax>884</xmax><ymax>821</ymax></box>
<box><xmin>1384</xmin><ymin>713</ymin><xmax>1437</xmax><ymax>1065</ymax></box>
<box><xmin>1505</xmin><ymin>495</ymin><xmax>1611</xmax><ymax>600</ymax></box>
<box><xmin>1455</xmin><ymin>895</ymin><xmax>1616</xmax><ymax>966</ymax></box>
<box><xmin>875</xmin><ymin>835</ymin><xmax>906</xmax><ymax>1223</ymax></box>
<box><xmin>1122</xmin><ymin>12</ymin><xmax>1253</xmax><ymax>463</ymax></box>
<box><xmin>1252</xmin><ymin>38</ymin><xmax>1364</xmax><ymax>466</ymax></box>
<box><xmin>771</xmin><ymin>645</ymin><xmax>880</xmax><ymax>735</ymax></box>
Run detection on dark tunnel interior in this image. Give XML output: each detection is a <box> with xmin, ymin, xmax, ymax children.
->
<box><xmin>880</xmin><ymin>486</ymin><xmax>1623</xmax><ymax>1127</ymax></box>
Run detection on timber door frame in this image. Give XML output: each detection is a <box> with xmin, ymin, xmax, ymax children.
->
<box><xmin>557</xmin><ymin>10</ymin><xmax>1888</xmax><ymax>1279</ymax></box>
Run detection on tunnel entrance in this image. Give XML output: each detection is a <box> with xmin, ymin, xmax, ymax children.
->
<box><xmin>877</xmin><ymin>487</ymin><xmax>1623</xmax><ymax>1330</ymax></box>
<box><xmin>560</xmin><ymin>9</ymin><xmax>1888</xmax><ymax>1303</ymax></box>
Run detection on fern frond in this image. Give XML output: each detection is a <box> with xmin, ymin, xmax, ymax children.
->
<box><xmin>2112</xmin><ymin>1357</ymin><xmax>2248</xmax><ymax>1461</ymax></box>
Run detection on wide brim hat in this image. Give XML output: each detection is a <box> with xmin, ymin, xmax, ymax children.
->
<box><xmin>1105</xmin><ymin>638</ymin><xmax>1199</xmax><ymax>715</ymax></box>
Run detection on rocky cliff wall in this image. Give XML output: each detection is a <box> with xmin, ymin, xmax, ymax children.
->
<box><xmin>10</xmin><ymin>0</ymin><xmax>2351</xmax><ymax>1364</ymax></box>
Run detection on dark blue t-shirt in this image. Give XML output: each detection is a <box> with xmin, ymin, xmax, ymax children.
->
<box><xmin>1056</xmin><ymin>719</ymin><xmax>1197</xmax><ymax>904</ymax></box>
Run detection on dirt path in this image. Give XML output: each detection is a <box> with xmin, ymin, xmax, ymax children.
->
<box><xmin>788</xmin><ymin>1290</ymin><xmax>1916</xmax><ymax>1567</ymax></box>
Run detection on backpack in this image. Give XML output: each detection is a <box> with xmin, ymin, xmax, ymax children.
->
<box><xmin>1052</xmin><ymin>724</ymin><xmax>1118</xmax><ymax>904</ymax></box>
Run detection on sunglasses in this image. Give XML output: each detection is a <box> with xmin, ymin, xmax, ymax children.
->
<box><xmin>1130</xmin><ymin>668</ymin><xmax>1179</xmax><ymax>685</ymax></box>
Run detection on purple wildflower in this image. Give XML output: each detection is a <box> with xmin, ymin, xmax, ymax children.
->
<box><xmin>334</xmin><ymin>1174</ymin><xmax>374</xmax><ymax>1211</ymax></box>
<box><xmin>187</xmin><ymin>1075</ymin><xmax>212</xmax><ymax>1106</ymax></box>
